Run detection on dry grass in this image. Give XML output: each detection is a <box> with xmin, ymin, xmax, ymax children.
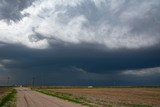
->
<box><xmin>46</xmin><ymin>87</ymin><xmax>160</xmax><ymax>107</ymax></box>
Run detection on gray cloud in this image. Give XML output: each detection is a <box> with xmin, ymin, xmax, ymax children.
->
<box><xmin>0</xmin><ymin>0</ymin><xmax>160</xmax><ymax>49</ymax></box>
<box><xmin>122</xmin><ymin>67</ymin><xmax>160</xmax><ymax>76</ymax></box>
<box><xmin>0</xmin><ymin>0</ymin><xmax>35</xmax><ymax>23</ymax></box>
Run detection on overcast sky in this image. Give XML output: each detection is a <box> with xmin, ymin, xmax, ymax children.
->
<box><xmin>0</xmin><ymin>0</ymin><xmax>160</xmax><ymax>86</ymax></box>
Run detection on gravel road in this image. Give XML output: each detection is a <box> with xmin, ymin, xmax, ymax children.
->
<box><xmin>16</xmin><ymin>88</ymin><xmax>85</xmax><ymax>107</ymax></box>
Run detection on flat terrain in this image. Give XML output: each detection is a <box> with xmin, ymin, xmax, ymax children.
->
<box><xmin>16</xmin><ymin>87</ymin><xmax>84</xmax><ymax>107</ymax></box>
<box><xmin>0</xmin><ymin>87</ymin><xmax>9</xmax><ymax>100</ymax></box>
<box><xmin>42</xmin><ymin>87</ymin><xmax>160</xmax><ymax>107</ymax></box>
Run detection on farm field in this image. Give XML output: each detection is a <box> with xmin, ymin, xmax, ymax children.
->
<box><xmin>37</xmin><ymin>87</ymin><xmax>160</xmax><ymax>107</ymax></box>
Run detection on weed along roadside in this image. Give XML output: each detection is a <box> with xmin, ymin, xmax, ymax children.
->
<box><xmin>0</xmin><ymin>89</ymin><xmax>17</xmax><ymax>107</ymax></box>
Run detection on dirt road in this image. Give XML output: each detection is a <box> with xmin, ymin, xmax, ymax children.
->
<box><xmin>16</xmin><ymin>88</ymin><xmax>85</xmax><ymax>107</ymax></box>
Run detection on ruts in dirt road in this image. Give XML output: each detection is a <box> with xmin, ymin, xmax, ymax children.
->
<box><xmin>16</xmin><ymin>88</ymin><xmax>85</xmax><ymax>107</ymax></box>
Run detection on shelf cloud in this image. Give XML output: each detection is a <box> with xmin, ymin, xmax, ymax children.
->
<box><xmin>0</xmin><ymin>0</ymin><xmax>160</xmax><ymax>86</ymax></box>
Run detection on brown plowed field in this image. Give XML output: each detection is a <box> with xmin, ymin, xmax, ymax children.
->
<box><xmin>48</xmin><ymin>88</ymin><xmax>160</xmax><ymax>107</ymax></box>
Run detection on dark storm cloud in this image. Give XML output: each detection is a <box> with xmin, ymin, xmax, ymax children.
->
<box><xmin>0</xmin><ymin>0</ymin><xmax>160</xmax><ymax>86</ymax></box>
<box><xmin>0</xmin><ymin>0</ymin><xmax>35</xmax><ymax>22</ymax></box>
<box><xmin>1</xmin><ymin>41</ymin><xmax>160</xmax><ymax>73</ymax></box>
<box><xmin>0</xmin><ymin>42</ymin><xmax>160</xmax><ymax>85</ymax></box>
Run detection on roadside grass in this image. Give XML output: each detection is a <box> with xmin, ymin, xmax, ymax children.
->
<box><xmin>35</xmin><ymin>89</ymin><xmax>95</xmax><ymax>107</ymax></box>
<box><xmin>0</xmin><ymin>89</ymin><xmax>17</xmax><ymax>107</ymax></box>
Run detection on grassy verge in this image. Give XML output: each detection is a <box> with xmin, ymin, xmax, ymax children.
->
<box><xmin>35</xmin><ymin>89</ymin><xmax>95</xmax><ymax>107</ymax></box>
<box><xmin>0</xmin><ymin>89</ymin><xmax>17</xmax><ymax>107</ymax></box>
